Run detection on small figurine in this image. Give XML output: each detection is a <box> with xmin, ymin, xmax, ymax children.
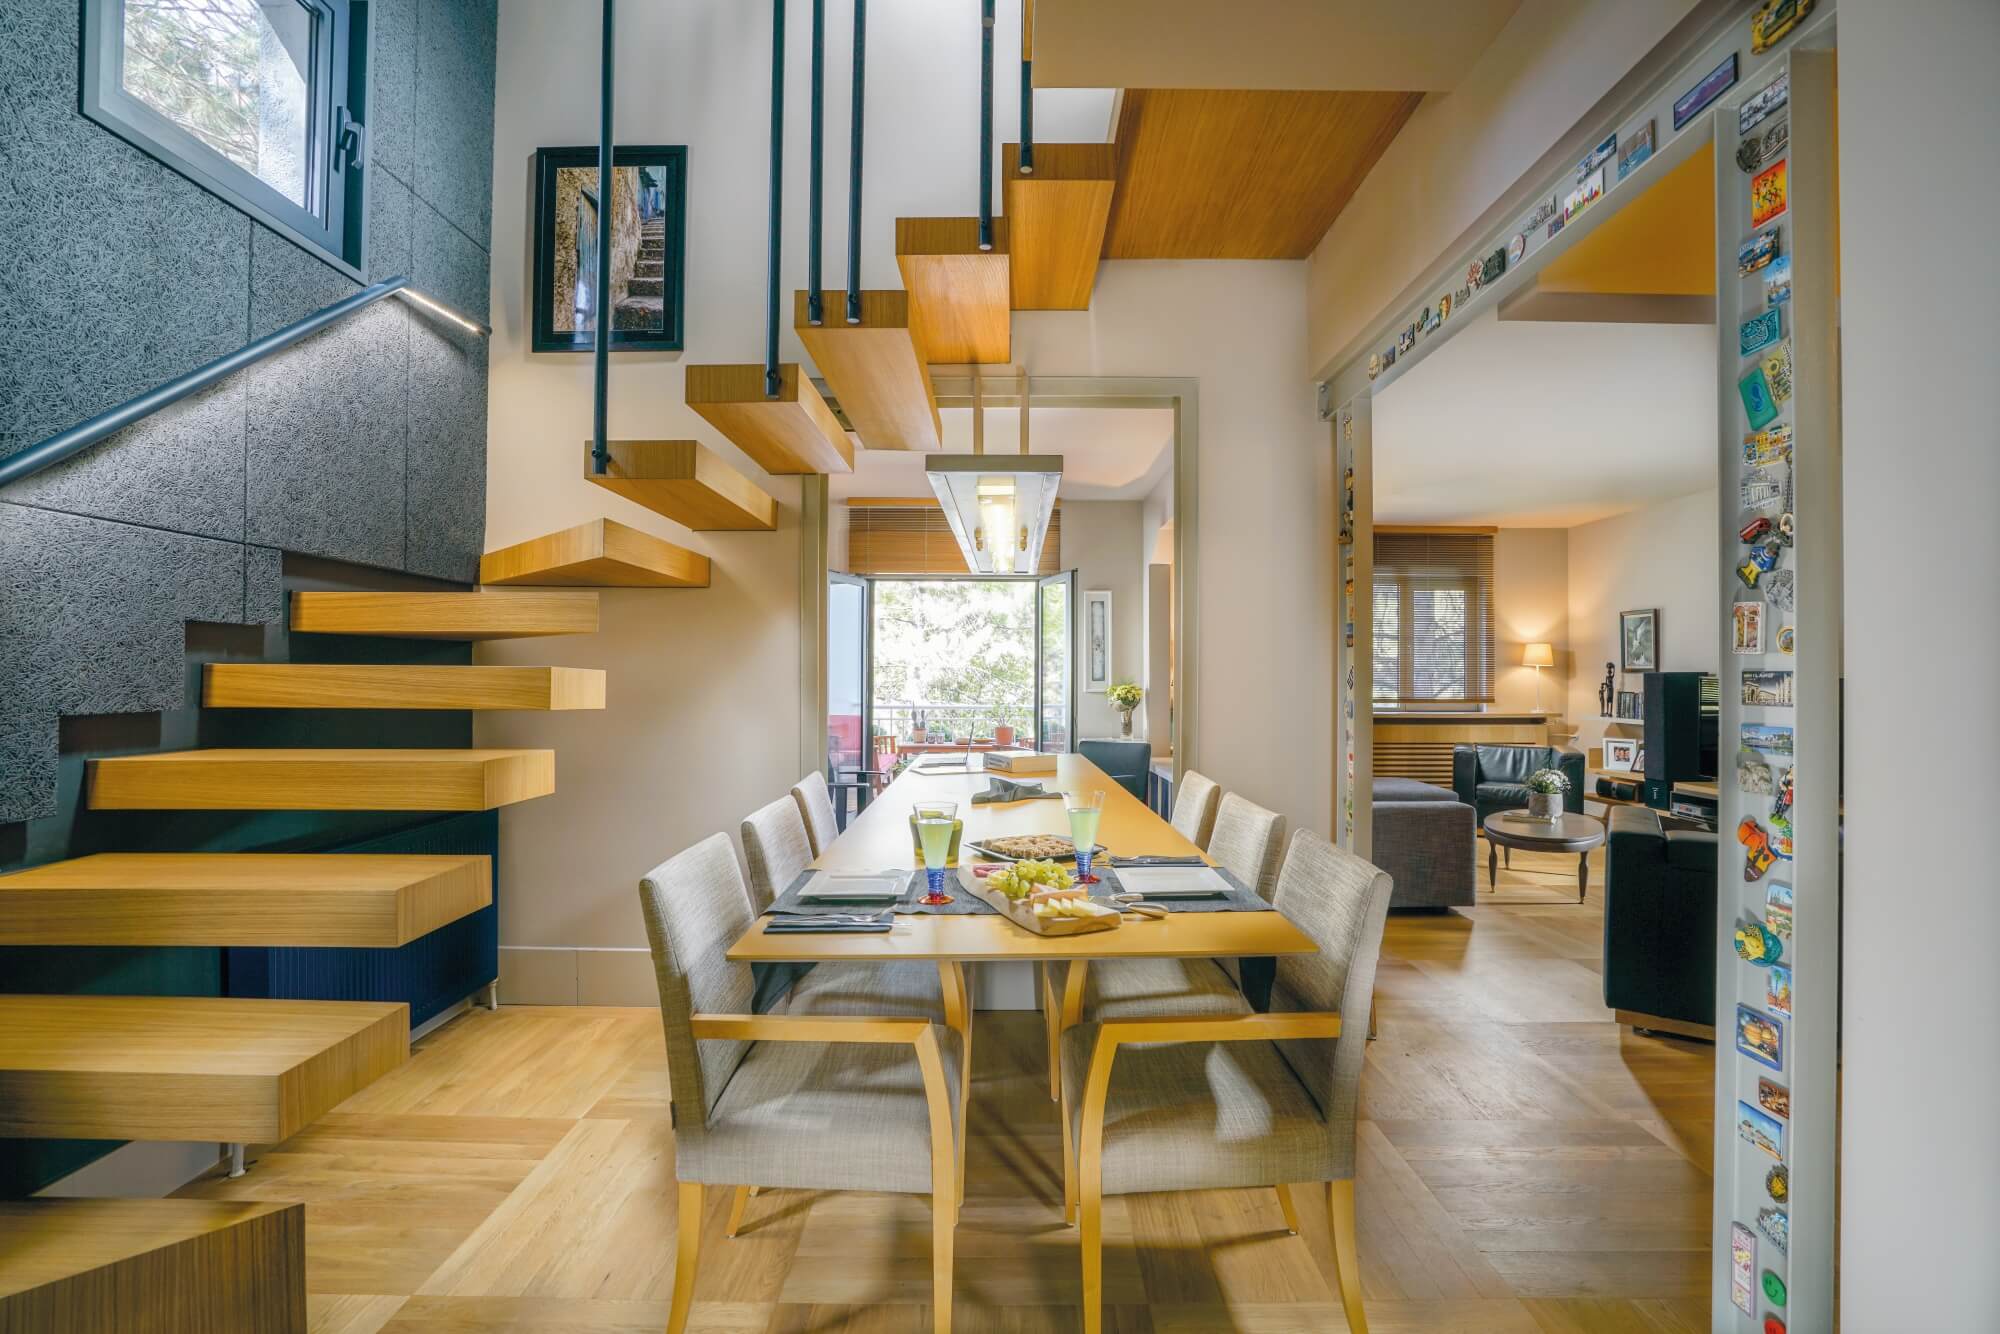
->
<box><xmin>1599</xmin><ymin>662</ymin><xmax>1616</xmax><ymax>717</ymax></box>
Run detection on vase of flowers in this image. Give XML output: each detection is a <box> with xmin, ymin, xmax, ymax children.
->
<box><xmin>1107</xmin><ymin>681</ymin><xmax>1144</xmax><ymax>737</ymax></box>
<box><xmin>1526</xmin><ymin>767</ymin><xmax>1570</xmax><ymax>821</ymax></box>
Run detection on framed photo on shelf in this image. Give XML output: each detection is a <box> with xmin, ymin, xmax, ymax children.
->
<box><xmin>1619</xmin><ymin>607</ymin><xmax>1659</xmax><ymax>671</ymax></box>
<box><xmin>1082</xmin><ymin>590</ymin><xmax>1112</xmax><ymax>693</ymax></box>
<box><xmin>532</xmin><ymin>145</ymin><xmax>687</xmax><ymax>353</ymax></box>
<box><xmin>1603</xmin><ymin>738</ymin><xmax>1640</xmax><ymax>771</ymax></box>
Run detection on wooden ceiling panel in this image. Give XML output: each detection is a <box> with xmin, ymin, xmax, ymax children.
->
<box><xmin>1104</xmin><ymin>89</ymin><xmax>1424</xmax><ymax>259</ymax></box>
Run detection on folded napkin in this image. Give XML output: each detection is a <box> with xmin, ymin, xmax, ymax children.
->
<box><xmin>971</xmin><ymin>776</ymin><xmax>1063</xmax><ymax>804</ymax></box>
<box><xmin>1108</xmin><ymin>854</ymin><xmax>1205</xmax><ymax>867</ymax></box>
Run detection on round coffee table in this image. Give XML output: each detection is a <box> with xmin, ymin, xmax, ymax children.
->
<box><xmin>1481</xmin><ymin>811</ymin><xmax>1605</xmax><ymax>902</ymax></box>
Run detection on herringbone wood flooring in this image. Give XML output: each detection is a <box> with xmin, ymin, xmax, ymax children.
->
<box><xmin>180</xmin><ymin>844</ymin><xmax>1714</xmax><ymax>1332</ymax></box>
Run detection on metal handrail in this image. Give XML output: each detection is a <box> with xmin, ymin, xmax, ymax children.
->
<box><xmin>0</xmin><ymin>275</ymin><xmax>456</xmax><ymax>491</ymax></box>
<box><xmin>590</xmin><ymin>0</ymin><xmax>616</xmax><ymax>473</ymax></box>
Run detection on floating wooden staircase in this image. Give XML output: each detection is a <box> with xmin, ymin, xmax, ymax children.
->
<box><xmin>685</xmin><ymin>362</ymin><xmax>854</xmax><ymax>475</ymax></box>
<box><xmin>794</xmin><ymin>290</ymin><xmax>941</xmax><ymax>451</ymax></box>
<box><xmin>86</xmin><ymin>748</ymin><xmax>556</xmax><ymax>812</ymax></box>
<box><xmin>290</xmin><ymin>589</ymin><xmax>601</xmax><ymax>639</ymax></box>
<box><xmin>479</xmin><ymin>517</ymin><xmax>709</xmax><ymax>588</ymax></box>
<box><xmin>895</xmin><ymin>217</ymin><xmax>1012</xmax><ymax>365</ymax></box>
<box><xmin>203</xmin><ymin>663</ymin><xmax>606</xmax><ymax>711</ymax></box>
<box><xmin>1003</xmin><ymin>143</ymin><xmax>1117</xmax><ymax>310</ymax></box>
<box><xmin>0</xmin><ymin>1198</ymin><xmax>304</xmax><ymax>1333</ymax></box>
<box><xmin>0</xmin><ymin>994</ymin><xmax>406</xmax><ymax>1143</ymax></box>
<box><xmin>583</xmin><ymin>439</ymin><xmax>778</xmax><ymax>530</ymax></box>
<box><xmin>0</xmin><ymin>853</ymin><xmax>492</xmax><ymax>947</ymax></box>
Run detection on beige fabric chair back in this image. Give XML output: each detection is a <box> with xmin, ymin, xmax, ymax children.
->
<box><xmin>1268</xmin><ymin>829</ymin><xmax>1393</xmax><ymax>1180</ymax></box>
<box><xmin>742</xmin><ymin>793</ymin><xmax>814</xmax><ymax>911</ymax></box>
<box><xmin>1207</xmin><ymin>792</ymin><xmax>1286</xmax><ymax>902</ymax></box>
<box><xmin>792</xmin><ymin>771</ymin><xmax>839</xmax><ymax>857</ymax></box>
<box><xmin>1168</xmin><ymin>769</ymin><xmax>1222</xmax><ymax>849</ymax></box>
<box><xmin>637</xmin><ymin>834</ymin><xmax>759</xmax><ymax>1148</ymax></box>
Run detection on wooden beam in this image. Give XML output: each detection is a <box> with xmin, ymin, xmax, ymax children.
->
<box><xmin>0</xmin><ymin>995</ymin><xmax>407</xmax><ymax>1143</ymax></box>
<box><xmin>290</xmin><ymin>590</ymin><xmax>600</xmax><ymax>640</ymax></box>
<box><xmin>685</xmin><ymin>363</ymin><xmax>854</xmax><ymax>475</ymax></box>
<box><xmin>203</xmin><ymin>664</ymin><xmax>605</xmax><ymax>711</ymax></box>
<box><xmin>582</xmin><ymin>440</ymin><xmax>778</xmax><ymax>531</ymax></box>
<box><xmin>794</xmin><ymin>290</ymin><xmax>942</xmax><ymax>451</ymax></box>
<box><xmin>0</xmin><ymin>853</ymin><xmax>491</xmax><ymax>948</ymax></box>
<box><xmin>86</xmin><ymin>749</ymin><xmax>556</xmax><ymax>812</ymax></box>
<box><xmin>480</xmin><ymin>518</ymin><xmax>709</xmax><ymax>588</ymax></box>
<box><xmin>1003</xmin><ymin>143</ymin><xmax>1115</xmax><ymax>309</ymax></box>
<box><xmin>895</xmin><ymin>217</ymin><xmax>1012</xmax><ymax>364</ymax></box>
<box><xmin>0</xmin><ymin>1199</ymin><xmax>304</xmax><ymax>1333</ymax></box>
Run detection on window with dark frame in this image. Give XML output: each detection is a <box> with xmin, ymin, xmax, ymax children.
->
<box><xmin>1371</xmin><ymin>531</ymin><xmax>1496</xmax><ymax>706</ymax></box>
<box><xmin>80</xmin><ymin>0</ymin><xmax>368</xmax><ymax>276</ymax></box>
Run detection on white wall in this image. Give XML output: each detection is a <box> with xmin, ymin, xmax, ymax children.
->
<box><xmin>1015</xmin><ymin>261</ymin><xmax>1330</xmax><ymax>839</ymax></box>
<box><xmin>1562</xmin><ymin>488</ymin><xmax>1715</xmax><ymax>756</ymax></box>
<box><xmin>1492</xmin><ymin>527</ymin><xmax>1569</xmax><ymax>715</ymax></box>
<box><xmin>1059</xmin><ymin>500</ymin><xmax>1143</xmax><ymax>741</ymax></box>
<box><xmin>1838</xmin><ymin>3</ymin><xmax>2000</xmax><ymax>1326</ymax></box>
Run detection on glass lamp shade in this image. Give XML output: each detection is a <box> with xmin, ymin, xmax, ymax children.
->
<box><xmin>927</xmin><ymin>454</ymin><xmax>1062</xmax><ymax>575</ymax></box>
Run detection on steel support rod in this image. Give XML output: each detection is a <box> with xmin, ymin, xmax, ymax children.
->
<box><xmin>765</xmin><ymin>0</ymin><xmax>787</xmax><ymax>396</ymax></box>
<box><xmin>807</xmin><ymin>0</ymin><xmax>826</xmax><ymax>325</ymax></box>
<box><xmin>978</xmin><ymin>0</ymin><xmax>995</xmax><ymax>251</ymax></box>
<box><xmin>845</xmin><ymin>0</ymin><xmax>867</xmax><ymax>324</ymax></box>
<box><xmin>591</xmin><ymin>0</ymin><xmax>615</xmax><ymax>472</ymax></box>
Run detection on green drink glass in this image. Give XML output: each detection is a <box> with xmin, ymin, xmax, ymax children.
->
<box><xmin>914</xmin><ymin>801</ymin><xmax>959</xmax><ymax>905</ymax></box>
<box><xmin>1066</xmin><ymin>789</ymin><xmax>1105</xmax><ymax>884</ymax></box>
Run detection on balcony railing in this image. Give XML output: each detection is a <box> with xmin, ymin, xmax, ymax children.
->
<box><xmin>873</xmin><ymin>701</ymin><xmax>1034</xmax><ymax>745</ymax></box>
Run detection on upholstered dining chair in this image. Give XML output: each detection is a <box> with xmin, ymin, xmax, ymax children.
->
<box><xmin>1060</xmin><ymin>829</ymin><xmax>1392</xmax><ymax>1334</ymax></box>
<box><xmin>1040</xmin><ymin>792</ymin><xmax>1287</xmax><ymax>1098</ymax></box>
<box><xmin>790</xmin><ymin>771</ymin><xmax>840</xmax><ymax>856</ymax></box>
<box><xmin>638</xmin><ymin>835</ymin><xmax>963</xmax><ymax>1333</ymax></box>
<box><xmin>1167</xmin><ymin>769</ymin><xmax>1222</xmax><ymax>850</ymax></box>
<box><xmin>1076</xmin><ymin>738</ymin><xmax>1152</xmax><ymax>800</ymax></box>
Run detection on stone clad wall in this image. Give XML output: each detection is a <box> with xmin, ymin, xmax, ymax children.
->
<box><xmin>0</xmin><ymin>0</ymin><xmax>498</xmax><ymax>822</ymax></box>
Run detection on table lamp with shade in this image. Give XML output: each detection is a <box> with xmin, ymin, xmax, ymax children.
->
<box><xmin>1524</xmin><ymin>642</ymin><xmax>1555</xmax><ymax>711</ymax></box>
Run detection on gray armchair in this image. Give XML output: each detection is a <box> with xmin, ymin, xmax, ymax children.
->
<box><xmin>1371</xmin><ymin>778</ymin><xmax>1476</xmax><ymax>908</ymax></box>
<box><xmin>1452</xmin><ymin>743</ymin><xmax>1585</xmax><ymax>822</ymax></box>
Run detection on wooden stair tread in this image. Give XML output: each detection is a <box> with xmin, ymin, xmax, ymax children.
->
<box><xmin>0</xmin><ymin>1198</ymin><xmax>303</xmax><ymax>1328</ymax></box>
<box><xmin>479</xmin><ymin>517</ymin><xmax>709</xmax><ymax>588</ymax></box>
<box><xmin>203</xmin><ymin>663</ymin><xmax>606</xmax><ymax>711</ymax></box>
<box><xmin>290</xmin><ymin>590</ymin><xmax>600</xmax><ymax>640</ymax></box>
<box><xmin>685</xmin><ymin>363</ymin><xmax>855</xmax><ymax>475</ymax></box>
<box><xmin>0</xmin><ymin>994</ymin><xmax>407</xmax><ymax>1143</ymax></box>
<box><xmin>584</xmin><ymin>439</ymin><xmax>779</xmax><ymax>530</ymax></box>
<box><xmin>0</xmin><ymin>853</ymin><xmax>491</xmax><ymax>947</ymax></box>
<box><xmin>895</xmin><ymin>217</ymin><xmax>1012</xmax><ymax>364</ymax></box>
<box><xmin>794</xmin><ymin>290</ymin><xmax>942</xmax><ymax>452</ymax></box>
<box><xmin>1004</xmin><ymin>142</ymin><xmax>1116</xmax><ymax>310</ymax></box>
<box><xmin>87</xmin><ymin>749</ymin><xmax>556</xmax><ymax>812</ymax></box>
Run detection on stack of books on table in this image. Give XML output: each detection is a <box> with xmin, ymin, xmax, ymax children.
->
<box><xmin>981</xmin><ymin>749</ymin><xmax>1057</xmax><ymax>775</ymax></box>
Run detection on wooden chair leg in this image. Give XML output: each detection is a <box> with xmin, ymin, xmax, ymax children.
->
<box><xmin>669</xmin><ymin>1180</ymin><xmax>703</xmax><ymax>1334</ymax></box>
<box><xmin>1274</xmin><ymin>1183</ymin><xmax>1301</xmax><ymax>1235</ymax></box>
<box><xmin>1326</xmin><ymin>1179</ymin><xmax>1367</xmax><ymax>1333</ymax></box>
<box><xmin>725</xmin><ymin>1184</ymin><xmax>751</xmax><ymax>1238</ymax></box>
<box><xmin>1060</xmin><ymin>1087</ymin><xmax>1077</xmax><ymax>1226</ymax></box>
<box><xmin>1079</xmin><ymin>1185</ymin><xmax>1103</xmax><ymax>1334</ymax></box>
<box><xmin>1042</xmin><ymin>964</ymin><xmax>1063</xmax><ymax>1101</ymax></box>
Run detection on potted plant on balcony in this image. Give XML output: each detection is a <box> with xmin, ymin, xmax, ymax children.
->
<box><xmin>1526</xmin><ymin>767</ymin><xmax>1570</xmax><ymax>821</ymax></box>
<box><xmin>993</xmin><ymin>722</ymin><xmax>1016</xmax><ymax>746</ymax></box>
<box><xmin>1107</xmin><ymin>681</ymin><xmax>1144</xmax><ymax>737</ymax></box>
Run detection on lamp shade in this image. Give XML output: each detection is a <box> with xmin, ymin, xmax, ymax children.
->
<box><xmin>1523</xmin><ymin>642</ymin><xmax>1555</xmax><ymax>668</ymax></box>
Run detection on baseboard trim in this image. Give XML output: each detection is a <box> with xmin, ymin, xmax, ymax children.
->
<box><xmin>1615</xmin><ymin>1009</ymin><xmax>1716</xmax><ymax>1042</ymax></box>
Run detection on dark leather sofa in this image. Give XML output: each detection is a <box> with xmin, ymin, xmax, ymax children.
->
<box><xmin>1602</xmin><ymin>805</ymin><xmax>1718</xmax><ymax>1036</ymax></box>
<box><xmin>1452</xmin><ymin>743</ymin><xmax>1585</xmax><ymax>822</ymax></box>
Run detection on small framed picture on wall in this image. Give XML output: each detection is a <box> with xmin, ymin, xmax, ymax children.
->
<box><xmin>1083</xmin><ymin>590</ymin><xmax>1113</xmax><ymax>693</ymax></box>
<box><xmin>1619</xmin><ymin>607</ymin><xmax>1660</xmax><ymax>671</ymax></box>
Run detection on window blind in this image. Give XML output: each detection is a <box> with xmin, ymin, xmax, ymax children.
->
<box><xmin>846</xmin><ymin>503</ymin><xmax>1061</xmax><ymax>576</ymax></box>
<box><xmin>1371</xmin><ymin>531</ymin><xmax>1495</xmax><ymax>704</ymax></box>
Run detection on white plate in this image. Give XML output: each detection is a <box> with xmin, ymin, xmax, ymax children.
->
<box><xmin>800</xmin><ymin>874</ymin><xmax>907</xmax><ymax>903</ymax></box>
<box><xmin>1112</xmin><ymin>865</ymin><xmax>1232</xmax><ymax>898</ymax></box>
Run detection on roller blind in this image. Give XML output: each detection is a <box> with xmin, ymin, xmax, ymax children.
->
<box><xmin>847</xmin><ymin>503</ymin><xmax>1061</xmax><ymax>576</ymax></box>
<box><xmin>1372</xmin><ymin>531</ymin><xmax>1495</xmax><ymax>705</ymax></box>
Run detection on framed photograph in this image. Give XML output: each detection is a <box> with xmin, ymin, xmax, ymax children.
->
<box><xmin>532</xmin><ymin>145</ymin><xmax>687</xmax><ymax>353</ymax></box>
<box><xmin>1618</xmin><ymin>608</ymin><xmax>1658</xmax><ymax>671</ymax></box>
<box><xmin>1602</xmin><ymin>738</ymin><xmax>1639</xmax><ymax>772</ymax></box>
<box><xmin>1082</xmin><ymin>590</ymin><xmax>1112</xmax><ymax>693</ymax></box>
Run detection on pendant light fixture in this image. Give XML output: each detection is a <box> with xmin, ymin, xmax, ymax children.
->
<box><xmin>927</xmin><ymin>368</ymin><xmax>1060</xmax><ymax>575</ymax></box>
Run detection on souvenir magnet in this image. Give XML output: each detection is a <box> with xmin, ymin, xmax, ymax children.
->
<box><xmin>1738</xmin><ymin>117</ymin><xmax>1790</xmax><ymax>172</ymax></box>
<box><xmin>1508</xmin><ymin>232</ymin><xmax>1527</xmax><ymax>265</ymax></box>
<box><xmin>1757</xmin><ymin>1205</ymin><xmax>1789</xmax><ymax>1255</ymax></box>
<box><xmin>1576</xmin><ymin>132</ymin><xmax>1616</xmax><ymax>179</ymax></box>
<box><xmin>1757</xmin><ymin>1075</ymin><xmax>1791</xmax><ymax>1119</ymax></box>
<box><xmin>1750</xmin><ymin>539</ymin><xmax>1783</xmax><ymax>573</ymax></box>
<box><xmin>1368</xmin><ymin>354</ymin><xmax>1382</xmax><ymax>381</ymax></box>
<box><xmin>1398</xmin><ymin>325</ymin><xmax>1417</xmax><ymax>353</ymax></box>
<box><xmin>1740</xmin><ymin>307</ymin><xmax>1784</xmax><ymax>357</ymax></box>
<box><xmin>1730</xmin><ymin>1222</ymin><xmax>1757</xmax><ymax>1315</ymax></box>
<box><xmin>1741</xmin><ymin>464</ymin><xmax>1785</xmax><ymax>511</ymax></box>
<box><xmin>1745</xmin><ymin>425</ymin><xmax>1793</xmax><ymax>465</ymax></box>
<box><xmin>1732</xmin><ymin>601</ymin><xmax>1765</xmax><ymax>653</ymax></box>
<box><xmin>1751</xmin><ymin>158</ymin><xmax>1789</xmax><ymax>227</ymax></box>
<box><xmin>1764</xmin><ymin>1314</ymin><xmax>1787</xmax><ymax>1334</ymax></box>
<box><xmin>1738</xmin><ymin>1098</ymin><xmax>1785</xmax><ymax>1158</ymax></box>
<box><xmin>1765</xmin><ymin>254</ymin><xmax>1793</xmax><ymax>305</ymax></box>
<box><xmin>1764</xmin><ymin>569</ymin><xmax>1795</xmax><ymax>613</ymax></box>
<box><xmin>1739</xmin><ymin>365</ymin><xmax>1779</xmax><ymax>429</ymax></box>
<box><xmin>1740</xmin><ymin>515</ymin><xmax>1773</xmax><ymax>545</ymax></box>
<box><xmin>1776</xmin><ymin>625</ymin><xmax>1795</xmax><ymax>655</ymax></box>
<box><xmin>1769</xmin><ymin>812</ymin><xmax>1793</xmax><ymax>860</ymax></box>
<box><xmin>1736</xmin><ymin>558</ymin><xmax>1765</xmax><ymax>589</ymax></box>
<box><xmin>1752</xmin><ymin>0</ymin><xmax>1816</xmax><ymax>54</ymax></box>
<box><xmin>1736</xmin><ymin>1004</ymin><xmax>1784</xmax><ymax>1071</ymax></box>
<box><xmin>1735</xmin><ymin>918</ymin><xmax>1784</xmax><ymax>966</ymax></box>
<box><xmin>1741</xmin><ymin>69</ymin><xmax>1790</xmax><ymax>134</ymax></box>
<box><xmin>1562</xmin><ymin>167</ymin><xmax>1604</xmax><ymax>225</ymax></box>
<box><xmin>1438</xmin><ymin>293</ymin><xmax>1453</xmax><ymax>323</ymax></box>
<box><xmin>1778</xmin><ymin>511</ymin><xmax>1795</xmax><ymax>542</ymax></box>
<box><xmin>1739</xmin><ymin>227</ymin><xmax>1781</xmax><ymax>275</ymax></box>
<box><xmin>1480</xmin><ymin>246</ymin><xmax>1507</xmax><ymax>286</ymax></box>
<box><xmin>1763</xmin><ymin>1267</ymin><xmax>1789</xmax><ymax>1305</ymax></box>
<box><xmin>1767</xmin><ymin>963</ymin><xmax>1792</xmax><ymax>1016</ymax></box>
<box><xmin>1616</xmin><ymin>121</ymin><xmax>1654</xmax><ymax>180</ymax></box>
<box><xmin>1738</xmin><ymin>818</ymin><xmax>1777</xmax><ymax>881</ymax></box>
<box><xmin>1742</xmin><ymin>724</ymin><xmax>1794</xmax><ymax>755</ymax></box>
<box><xmin>1743</xmin><ymin>670</ymin><xmax>1793</xmax><ymax>707</ymax></box>
<box><xmin>1761</xmin><ymin>340</ymin><xmax>1795</xmax><ymax>404</ymax></box>
<box><xmin>1738</xmin><ymin>748</ymin><xmax>1774</xmax><ymax>794</ymax></box>
<box><xmin>1674</xmin><ymin>52</ymin><xmax>1738</xmax><ymax>131</ymax></box>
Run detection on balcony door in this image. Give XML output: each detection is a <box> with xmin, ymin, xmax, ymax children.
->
<box><xmin>827</xmin><ymin>572</ymin><xmax>870</xmax><ymax>780</ymax></box>
<box><xmin>1036</xmin><ymin>570</ymin><xmax>1076</xmax><ymax>752</ymax></box>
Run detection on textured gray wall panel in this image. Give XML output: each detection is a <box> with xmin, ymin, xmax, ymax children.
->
<box><xmin>0</xmin><ymin>0</ymin><xmax>251</xmax><ymax>452</ymax></box>
<box><xmin>414</xmin><ymin>0</ymin><xmax>498</xmax><ymax>249</ymax></box>
<box><xmin>368</xmin><ymin>0</ymin><xmax>420</xmax><ymax>188</ymax></box>
<box><xmin>367</xmin><ymin>172</ymin><xmax>417</xmax><ymax>285</ymax></box>
<box><xmin>413</xmin><ymin>199</ymin><xmax>493</xmax><ymax>325</ymax></box>
<box><xmin>406</xmin><ymin>325</ymin><xmax>489</xmax><ymax>582</ymax></box>
<box><xmin>246</xmin><ymin>546</ymin><xmax>285</xmax><ymax>625</ymax></box>
<box><xmin>250</xmin><ymin>229</ymin><xmax>364</xmax><ymax>342</ymax></box>
<box><xmin>246</xmin><ymin>303</ymin><xmax>410</xmax><ymax>570</ymax></box>
<box><xmin>0</xmin><ymin>380</ymin><xmax>247</xmax><ymax>542</ymax></box>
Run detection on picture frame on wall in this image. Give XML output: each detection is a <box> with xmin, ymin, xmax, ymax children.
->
<box><xmin>1619</xmin><ymin>607</ymin><xmax>1660</xmax><ymax>671</ymax></box>
<box><xmin>532</xmin><ymin>145</ymin><xmax>687</xmax><ymax>353</ymax></box>
<box><xmin>1083</xmin><ymin>590</ymin><xmax>1112</xmax><ymax>693</ymax></box>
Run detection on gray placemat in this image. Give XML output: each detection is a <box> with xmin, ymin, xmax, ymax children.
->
<box><xmin>768</xmin><ymin>864</ymin><xmax>1271</xmax><ymax>916</ymax></box>
<box><xmin>1099</xmin><ymin>864</ymin><xmax>1272</xmax><ymax>912</ymax></box>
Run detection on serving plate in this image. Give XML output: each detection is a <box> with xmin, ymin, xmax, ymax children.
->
<box><xmin>965</xmin><ymin>839</ymin><xmax>1109</xmax><ymax>864</ymax></box>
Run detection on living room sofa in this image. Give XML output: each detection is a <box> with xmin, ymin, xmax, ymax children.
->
<box><xmin>1602</xmin><ymin>805</ymin><xmax>1719</xmax><ymax>1037</ymax></box>
<box><xmin>1372</xmin><ymin>778</ymin><xmax>1476</xmax><ymax>909</ymax></box>
<box><xmin>1452</xmin><ymin>744</ymin><xmax>1586</xmax><ymax>822</ymax></box>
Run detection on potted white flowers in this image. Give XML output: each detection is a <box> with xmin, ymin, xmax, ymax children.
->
<box><xmin>1526</xmin><ymin>768</ymin><xmax>1570</xmax><ymax>821</ymax></box>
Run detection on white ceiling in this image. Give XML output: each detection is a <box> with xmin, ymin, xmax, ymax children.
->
<box><xmin>1372</xmin><ymin>309</ymin><xmax>1716</xmax><ymax>528</ymax></box>
<box><xmin>828</xmin><ymin>406</ymin><xmax>1174</xmax><ymax>502</ymax></box>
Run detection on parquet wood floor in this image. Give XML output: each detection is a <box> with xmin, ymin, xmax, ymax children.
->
<box><xmin>179</xmin><ymin>844</ymin><xmax>1714</xmax><ymax>1332</ymax></box>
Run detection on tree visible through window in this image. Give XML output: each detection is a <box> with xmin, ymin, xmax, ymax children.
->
<box><xmin>872</xmin><ymin>580</ymin><xmax>1037</xmax><ymax>744</ymax></box>
<box><xmin>1372</xmin><ymin>532</ymin><xmax>1495</xmax><ymax>705</ymax></box>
